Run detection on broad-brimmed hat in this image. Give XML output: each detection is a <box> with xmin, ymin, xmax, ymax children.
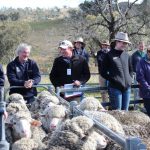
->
<box><xmin>74</xmin><ymin>37</ymin><xmax>85</xmax><ymax>44</ymax></box>
<box><xmin>101</xmin><ymin>40</ymin><xmax>110</xmax><ymax>46</ymax></box>
<box><xmin>113</xmin><ymin>32</ymin><xmax>131</xmax><ymax>44</ymax></box>
<box><xmin>59</xmin><ymin>40</ymin><xmax>73</xmax><ymax>49</ymax></box>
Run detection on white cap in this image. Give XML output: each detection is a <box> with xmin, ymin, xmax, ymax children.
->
<box><xmin>75</xmin><ymin>37</ymin><xmax>84</xmax><ymax>43</ymax></box>
<box><xmin>59</xmin><ymin>40</ymin><xmax>73</xmax><ymax>49</ymax></box>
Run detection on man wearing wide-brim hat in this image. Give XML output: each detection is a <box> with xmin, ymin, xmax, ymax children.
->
<box><xmin>97</xmin><ymin>40</ymin><xmax>110</xmax><ymax>102</ymax></box>
<box><xmin>73</xmin><ymin>37</ymin><xmax>89</xmax><ymax>63</ymax></box>
<box><xmin>100</xmin><ymin>32</ymin><xmax>133</xmax><ymax>111</ymax></box>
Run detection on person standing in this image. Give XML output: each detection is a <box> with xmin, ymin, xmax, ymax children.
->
<box><xmin>101</xmin><ymin>32</ymin><xmax>133</xmax><ymax>111</ymax></box>
<box><xmin>97</xmin><ymin>40</ymin><xmax>110</xmax><ymax>102</ymax></box>
<box><xmin>73</xmin><ymin>37</ymin><xmax>89</xmax><ymax>63</ymax></box>
<box><xmin>7</xmin><ymin>43</ymin><xmax>41</xmax><ymax>104</ymax></box>
<box><xmin>50</xmin><ymin>40</ymin><xmax>90</xmax><ymax>101</ymax></box>
<box><xmin>131</xmin><ymin>41</ymin><xmax>146</xmax><ymax>100</ymax></box>
<box><xmin>136</xmin><ymin>45</ymin><xmax>150</xmax><ymax>117</ymax></box>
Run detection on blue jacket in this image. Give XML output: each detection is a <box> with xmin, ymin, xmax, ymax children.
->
<box><xmin>0</xmin><ymin>64</ymin><xmax>4</xmax><ymax>86</ymax></box>
<box><xmin>7</xmin><ymin>57</ymin><xmax>41</xmax><ymax>99</ymax></box>
<box><xmin>73</xmin><ymin>48</ymin><xmax>89</xmax><ymax>63</ymax></box>
<box><xmin>136</xmin><ymin>57</ymin><xmax>150</xmax><ymax>98</ymax></box>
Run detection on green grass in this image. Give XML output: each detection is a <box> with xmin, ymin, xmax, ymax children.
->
<box><xmin>29</xmin><ymin>19</ymin><xmax>64</xmax><ymax>30</ymax></box>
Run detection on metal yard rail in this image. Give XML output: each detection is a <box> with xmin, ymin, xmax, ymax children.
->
<box><xmin>0</xmin><ymin>84</ymin><xmax>147</xmax><ymax>150</ymax></box>
<box><xmin>70</xmin><ymin>101</ymin><xmax>147</xmax><ymax>150</ymax></box>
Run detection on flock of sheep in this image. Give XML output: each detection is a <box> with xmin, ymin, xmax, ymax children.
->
<box><xmin>5</xmin><ymin>90</ymin><xmax>150</xmax><ymax>150</ymax></box>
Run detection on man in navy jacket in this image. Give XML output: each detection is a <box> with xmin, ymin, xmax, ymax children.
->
<box><xmin>7</xmin><ymin>43</ymin><xmax>41</xmax><ymax>103</ymax></box>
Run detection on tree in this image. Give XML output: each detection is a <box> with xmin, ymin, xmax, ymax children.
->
<box><xmin>0</xmin><ymin>21</ymin><xmax>30</xmax><ymax>63</ymax></box>
<box><xmin>79</xmin><ymin>0</ymin><xmax>150</xmax><ymax>42</ymax></box>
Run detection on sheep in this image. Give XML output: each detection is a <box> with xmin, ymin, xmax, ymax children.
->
<box><xmin>12</xmin><ymin>137</ymin><xmax>47</xmax><ymax>150</ymax></box>
<box><xmin>30</xmin><ymin>92</ymin><xmax>59</xmax><ymax>114</ymax></box>
<box><xmin>78</xmin><ymin>97</ymin><xmax>105</xmax><ymax>111</ymax></box>
<box><xmin>6</xmin><ymin>93</ymin><xmax>26</xmax><ymax>105</ymax></box>
<box><xmin>37</xmin><ymin>90</ymin><xmax>53</xmax><ymax>100</ymax></box>
<box><xmin>6</xmin><ymin>110</ymin><xmax>46</xmax><ymax>144</ymax></box>
<box><xmin>12</xmin><ymin>138</ymin><xmax>39</xmax><ymax>150</ymax></box>
<box><xmin>107</xmin><ymin>110</ymin><xmax>150</xmax><ymax>126</ymax></box>
<box><xmin>84</xmin><ymin>110</ymin><xmax>125</xmax><ymax>136</ymax></box>
<box><xmin>40</xmin><ymin>104</ymin><xmax>68</xmax><ymax>132</ymax></box>
<box><xmin>48</xmin><ymin>116</ymin><xmax>107</xmax><ymax>150</ymax></box>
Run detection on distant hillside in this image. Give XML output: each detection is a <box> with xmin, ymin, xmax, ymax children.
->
<box><xmin>26</xmin><ymin>19</ymin><xmax>72</xmax><ymax>73</ymax></box>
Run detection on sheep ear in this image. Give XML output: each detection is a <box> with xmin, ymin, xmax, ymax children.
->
<box><xmin>31</xmin><ymin>120</ymin><xmax>42</xmax><ymax>127</ymax></box>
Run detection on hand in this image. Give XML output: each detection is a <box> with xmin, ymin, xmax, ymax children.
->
<box><xmin>73</xmin><ymin>80</ymin><xmax>81</xmax><ymax>87</ymax></box>
<box><xmin>24</xmin><ymin>80</ymin><xmax>33</xmax><ymax>88</ymax></box>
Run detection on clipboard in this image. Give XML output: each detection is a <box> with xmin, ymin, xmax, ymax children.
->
<box><xmin>64</xmin><ymin>84</ymin><xmax>82</xmax><ymax>99</ymax></box>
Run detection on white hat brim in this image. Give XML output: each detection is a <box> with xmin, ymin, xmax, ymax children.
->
<box><xmin>112</xmin><ymin>38</ymin><xmax>131</xmax><ymax>44</ymax></box>
<box><xmin>59</xmin><ymin>45</ymin><xmax>68</xmax><ymax>49</ymax></box>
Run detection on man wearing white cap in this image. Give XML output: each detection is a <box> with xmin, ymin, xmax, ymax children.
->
<box><xmin>101</xmin><ymin>32</ymin><xmax>133</xmax><ymax>111</ymax></box>
<box><xmin>50</xmin><ymin>40</ymin><xmax>90</xmax><ymax>100</ymax></box>
<box><xmin>73</xmin><ymin>37</ymin><xmax>89</xmax><ymax>63</ymax></box>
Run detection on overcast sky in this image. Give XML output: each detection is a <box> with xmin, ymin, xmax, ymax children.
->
<box><xmin>0</xmin><ymin>0</ymin><xmax>143</xmax><ymax>9</ymax></box>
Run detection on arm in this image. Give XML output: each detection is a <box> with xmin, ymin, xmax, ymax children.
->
<box><xmin>136</xmin><ymin>60</ymin><xmax>150</xmax><ymax>89</ymax></box>
<box><xmin>128</xmin><ymin>55</ymin><xmax>133</xmax><ymax>78</ymax></box>
<box><xmin>0</xmin><ymin>65</ymin><xmax>4</xmax><ymax>86</ymax></box>
<box><xmin>32</xmin><ymin>62</ymin><xmax>41</xmax><ymax>85</ymax></box>
<box><xmin>50</xmin><ymin>59</ymin><xmax>63</xmax><ymax>87</ymax></box>
<box><xmin>100</xmin><ymin>54</ymin><xmax>110</xmax><ymax>80</ymax></box>
<box><xmin>6</xmin><ymin>63</ymin><xmax>25</xmax><ymax>86</ymax></box>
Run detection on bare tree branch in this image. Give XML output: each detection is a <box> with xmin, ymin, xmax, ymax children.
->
<box><xmin>125</xmin><ymin>0</ymin><xmax>138</xmax><ymax>17</ymax></box>
<box><xmin>95</xmin><ymin>0</ymin><xmax>110</xmax><ymax>24</ymax></box>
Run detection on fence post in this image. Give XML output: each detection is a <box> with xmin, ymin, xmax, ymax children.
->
<box><xmin>125</xmin><ymin>137</ymin><xmax>147</xmax><ymax>150</ymax></box>
<box><xmin>70</xmin><ymin>101</ymin><xmax>78</xmax><ymax>118</ymax></box>
<box><xmin>0</xmin><ymin>87</ymin><xmax>9</xmax><ymax>150</ymax></box>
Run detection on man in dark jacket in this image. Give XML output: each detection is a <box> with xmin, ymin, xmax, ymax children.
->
<box><xmin>7</xmin><ymin>43</ymin><xmax>41</xmax><ymax>104</ymax></box>
<box><xmin>101</xmin><ymin>32</ymin><xmax>133</xmax><ymax>111</ymax></box>
<box><xmin>97</xmin><ymin>40</ymin><xmax>110</xmax><ymax>102</ymax></box>
<box><xmin>131</xmin><ymin>41</ymin><xmax>146</xmax><ymax>100</ymax></box>
<box><xmin>50</xmin><ymin>40</ymin><xmax>90</xmax><ymax>100</ymax></box>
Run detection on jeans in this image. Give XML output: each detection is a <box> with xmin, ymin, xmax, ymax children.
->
<box><xmin>143</xmin><ymin>98</ymin><xmax>150</xmax><ymax>117</ymax></box>
<box><xmin>108</xmin><ymin>87</ymin><xmax>131</xmax><ymax>111</ymax></box>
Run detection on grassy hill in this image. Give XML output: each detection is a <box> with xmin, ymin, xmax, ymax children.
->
<box><xmin>26</xmin><ymin>19</ymin><xmax>98</xmax><ymax>74</ymax></box>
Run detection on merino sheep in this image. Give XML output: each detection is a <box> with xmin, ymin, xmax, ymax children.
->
<box><xmin>84</xmin><ymin>110</ymin><xmax>125</xmax><ymax>135</ymax></box>
<box><xmin>6</xmin><ymin>110</ymin><xmax>44</xmax><ymax>142</ymax></box>
<box><xmin>30</xmin><ymin>93</ymin><xmax>59</xmax><ymax>114</ymax></box>
<box><xmin>48</xmin><ymin>116</ymin><xmax>107</xmax><ymax>150</ymax></box>
<box><xmin>12</xmin><ymin>138</ymin><xmax>39</xmax><ymax>150</ymax></box>
<box><xmin>78</xmin><ymin>97</ymin><xmax>105</xmax><ymax>111</ymax></box>
<box><xmin>12</xmin><ymin>137</ymin><xmax>47</xmax><ymax>150</ymax></box>
<box><xmin>7</xmin><ymin>93</ymin><xmax>26</xmax><ymax>105</ymax></box>
<box><xmin>107</xmin><ymin>110</ymin><xmax>150</xmax><ymax>126</ymax></box>
<box><xmin>41</xmin><ymin>104</ymin><xmax>68</xmax><ymax>132</ymax></box>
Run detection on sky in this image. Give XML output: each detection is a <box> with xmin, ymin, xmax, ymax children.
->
<box><xmin>0</xmin><ymin>0</ymin><xmax>143</xmax><ymax>9</ymax></box>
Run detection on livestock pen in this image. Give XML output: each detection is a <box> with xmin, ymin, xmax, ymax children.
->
<box><xmin>0</xmin><ymin>84</ymin><xmax>148</xmax><ymax>150</ymax></box>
